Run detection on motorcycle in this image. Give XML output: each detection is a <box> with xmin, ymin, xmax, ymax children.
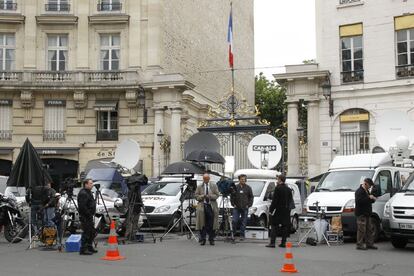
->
<box><xmin>0</xmin><ymin>193</ymin><xmax>28</xmax><ymax>243</ymax></box>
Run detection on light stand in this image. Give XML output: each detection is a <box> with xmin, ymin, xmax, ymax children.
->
<box><xmin>298</xmin><ymin>201</ymin><xmax>331</xmax><ymax>247</ymax></box>
<box><xmin>219</xmin><ymin>195</ymin><xmax>234</xmax><ymax>242</ymax></box>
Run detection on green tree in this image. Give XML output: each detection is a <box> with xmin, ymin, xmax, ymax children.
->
<box><xmin>255</xmin><ymin>72</ymin><xmax>287</xmax><ymax>131</ymax></box>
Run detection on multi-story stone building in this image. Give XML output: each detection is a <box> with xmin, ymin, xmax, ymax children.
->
<box><xmin>275</xmin><ymin>0</ymin><xmax>414</xmax><ymax>177</ymax></box>
<box><xmin>0</xmin><ymin>0</ymin><xmax>254</xmax><ymax>187</ymax></box>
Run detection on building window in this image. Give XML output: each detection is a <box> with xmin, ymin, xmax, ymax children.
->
<box><xmin>341</xmin><ymin>35</ymin><xmax>363</xmax><ymax>83</ymax></box>
<box><xmin>98</xmin><ymin>0</ymin><xmax>122</xmax><ymax>11</ymax></box>
<box><xmin>0</xmin><ymin>33</ymin><xmax>15</xmax><ymax>71</ymax></box>
<box><xmin>46</xmin><ymin>0</ymin><xmax>70</xmax><ymax>12</ymax></box>
<box><xmin>97</xmin><ymin>111</ymin><xmax>118</xmax><ymax>141</ymax></box>
<box><xmin>43</xmin><ymin>100</ymin><xmax>66</xmax><ymax>141</ymax></box>
<box><xmin>0</xmin><ymin>0</ymin><xmax>17</xmax><ymax>11</ymax></box>
<box><xmin>100</xmin><ymin>34</ymin><xmax>120</xmax><ymax>70</ymax></box>
<box><xmin>48</xmin><ymin>35</ymin><xmax>68</xmax><ymax>71</ymax></box>
<box><xmin>396</xmin><ymin>29</ymin><xmax>414</xmax><ymax>78</ymax></box>
<box><xmin>0</xmin><ymin>100</ymin><xmax>12</xmax><ymax>140</ymax></box>
<box><xmin>339</xmin><ymin>109</ymin><xmax>369</xmax><ymax>155</ymax></box>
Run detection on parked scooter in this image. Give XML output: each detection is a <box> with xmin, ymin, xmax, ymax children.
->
<box><xmin>0</xmin><ymin>193</ymin><xmax>27</xmax><ymax>243</ymax></box>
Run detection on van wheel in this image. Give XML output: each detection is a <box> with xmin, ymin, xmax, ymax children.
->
<box><xmin>291</xmin><ymin>215</ymin><xmax>299</xmax><ymax>233</ymax></box>
<box><xmin>371</xmin><ymin>217</ymin><xmax>381</xmax><ymax>242</ymax></box>
<box><xmin>391</xmin><ymin>237</ymin><xmax>408</xmax><ymax>249</ymax></box>
<box><xmin>258</xmin><ymin>216</ymin><xmax>267</xmax><ymax>228</ymax></box>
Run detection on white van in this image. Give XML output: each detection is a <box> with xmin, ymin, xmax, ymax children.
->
<box><xmin>140</xmin><ymin>173</ymin><xmax>221</xmax><ymax>230</ymax></box>
<box><xmin>218</xmin><ymin>169</ymin><xmax>302</xmax><ymax>231</ymax></box>
<box><xmin>383</xmin><ymin>172</ymin><xmax>414</xmax><ymax>248</ymax></box>
<box><xmin>304</xmin><ymin>153</ymin><xmax>413</xmax><ymax>239</ymax></box>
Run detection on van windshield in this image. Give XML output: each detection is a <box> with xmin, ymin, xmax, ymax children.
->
<box><xmin>246</xmin><ymin>181</ymin><xmax>266</xmax><ymax>197</ymax></box>
<box><xmin>143</xmin><ymin>182</ymin><xmax>182</xmax><ymax>196</ymax></box>
<box><xmin>316</xmin><ymin>170</ymin><xmax>374</xmax><ymax>192</ymax></box>
<box><xmin>401</xmin><ymin>174</ymin><xmax>414</xmax><ymax>192</ymax></box>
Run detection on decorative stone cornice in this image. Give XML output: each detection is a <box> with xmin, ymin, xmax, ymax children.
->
<box><xmin>125</xmin><ymin>90</ymin><xmax>138</xmax><ymax>122</ymax></box>
<box><xmin>88</xmin><ymin>14</ymin><xmax>130</xmax><ymax>25</ymax></box>
<box><xmin>36</xmin><ymin>15</ymin><xmax>78</xmax><ymax>25</ymax></box>
<box><xmin>73</xmin><ymin>91</ymin><xmax>87</xmax><ymax>123</ymax></box>
<box><xmin>20</xmin><ymin>91</ymin><xmax>34</xmax><ymax>123</ymax></box>
<box><xmin>0</xmin><ymin>14</ymin><xmax>25</xmax><ymax>24</ymax></box>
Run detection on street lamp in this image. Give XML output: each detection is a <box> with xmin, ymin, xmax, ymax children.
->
<box><xmin>275</xmin><ymin>127</ymin><xmax>287</xmax><ymax>174</ymax></box>
<box><xmin>138</xmin><ymin>85</ymin><xmax>147</xmax><ymax>124</ymax></box>
<box><xmin>321</xmin><ymin>75</ymin><xmax>333</xmax><ymax>117</ymax></box>
<box><xmin>296</xmin><ymin>126</ymin><xmax>305</xmax><ymax>144</ymax></box>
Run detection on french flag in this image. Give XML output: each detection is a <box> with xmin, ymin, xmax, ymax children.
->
<box><xmin>227</xmin><ymin>4</ymin><xmax>234</xmax><ymax>69</ymax></box>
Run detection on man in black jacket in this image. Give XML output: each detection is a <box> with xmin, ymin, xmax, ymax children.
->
<box><xmin>231</xmin><ymin>174</ymin><xmax>254</xmax><ymax>241</ymax></box>
<box><xmin>77</xmin><ymin>178</ymin><xmax>97</xmax><ymax>255</ymax></box>
<box><xmin>266</xmin><ymin>174</ymin><xmax>293</xmax><ymax>248</ymax></box>
<box><xmin>355</xmin><ymin>178</ymin><xmax>377</xmax><ymax>250</ymax></box>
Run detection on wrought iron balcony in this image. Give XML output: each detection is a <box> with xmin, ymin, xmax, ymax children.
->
<box><xmin>45</xmin><ymin>3</ymin><xmax>70</xmax><ymax>12</ymax></box>
<box><xmin>0</xmin><ymin>2</ymin><xmax>17</xmax><ymax>11</ymax></box>
<box><xmin>96</xmin><ymin>129</ymin><xmax>118</xmax><ymax>141</ymax></box>
<box><xmin>341</xmin><ymin>70</ymin><xmax>364</xmax><ymax>83</ymax></box>
<box><xmin>43</xmin><ymin>130</ymin><xmax>66</xmax><ymax>141</ymax></box>
<box><xmin>340</xmin><ymin>131</ymin><xmax>370</xmax><ymax>155</ymax></box>
<box><xmin>339</xmin><ymin>0</ymin><xmax>361</xmax><ymax>5</ymax></box>
<box><xmin>0</xmin><ymin>130</ymin><xmax>12</xmax><ymax>140</ymax></box>
<box><xmin>396</xmin><ymin>65</ymin><xmax>414</xmax><ymax>78</ymax></box>
<box><xmin>97</xmin><ymin>2</ymin><xmax>122</xmax><ymax>12</ymax></box>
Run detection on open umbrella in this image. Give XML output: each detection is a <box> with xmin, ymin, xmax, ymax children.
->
<box><xmin>186</xmin><ymin>150</ymin><xmax>225</xmax><ymax>164</ymax></box>
<box><xmin>6</xmin><ymin>138</ymin><xmax>51</xmax><ymax>188</ymax></box>
<box><xmin>162</xmin><ymin>161</ymin><xmax>206</xmax><ymax>175</ymax></box>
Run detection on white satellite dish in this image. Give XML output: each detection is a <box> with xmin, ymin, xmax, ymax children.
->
<box><xmin>247</xmin><ymin>134</ymin><xmax>282</xmax><ymax>169</ymax></box>
<box><xmin>111</xmin><ymin>139</ymin><xmax>141</xmax><ymax>170</ymax></box>
<box><xmin>375</xmin><ymin>110</ymin><xmax>414</xmax><ymax>150</ymax></box>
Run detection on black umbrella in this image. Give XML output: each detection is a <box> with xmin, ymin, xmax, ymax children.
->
<box><xmin>162</xmin><ymin>161</ymin><xmax>206</xmax><ymax>175</ymax></box>
<box><xmin>6</xmin><ymin>138</ymin><xmax>51</xmax><ymax>188</ymax></box>
<box><xmin>186</xmin><ymin>150</ymin><xmax>225</xmax><ymax>164</ymax></box>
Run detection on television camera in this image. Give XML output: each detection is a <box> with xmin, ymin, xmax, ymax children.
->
<box><xmin>217</xmin><ymin>178</ymin><xmax>236</xmax><ymax>197</ymax></box>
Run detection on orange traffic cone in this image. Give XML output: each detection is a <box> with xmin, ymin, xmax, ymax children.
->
<box><xmin>101</xmin><ymin>220</ymin><xmax>126</xmax><ymax>261</ymax></box>
<box><xmin>280</xmin><ymin>242</ymin><xmax>298</xmax><ymax>273</ymax></box>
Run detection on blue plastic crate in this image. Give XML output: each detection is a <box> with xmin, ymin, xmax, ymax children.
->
<box><xmin>65</xmin><ymin>234</ymin><xmax>82</xmax><ymax>252</ymax></box>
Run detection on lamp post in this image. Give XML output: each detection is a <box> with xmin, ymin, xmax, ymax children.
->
<box><xmin>275</xmin><ymin>127</ymin><xmax>287</xmax><ymax>174</ymax></box>
<box><xmin>321</xmin><ymin>75</ymin><xmax>333</xmax><ymax>117</ymax></box>
<box><xmin>138</xmin><ymin>85</ymin><xmax>147</xmax><ymax>124</ymax></box>
<box><xmin>157</xmin><ymin>129</ymin><xmax>164</xmax><ymax>177</ymax></box>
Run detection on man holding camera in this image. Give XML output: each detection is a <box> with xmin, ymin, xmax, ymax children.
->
<box><xmin>77</xmin><ymin>178</ymin><xmax>97</xmax><ymax>255</ymax></box>
<box><xmin>231</xmin><ymin>174</ymin><xmax>253</xmax><ymax>241</ymax></box>
<box><xmin>195</xmin><ymin>173</ymin><xmax>219</xmax><ymax>246</ymax></box>
<box><xmin>125</xmin><ymin>176</ymin><xmax>145</xmax><ymax>241</ymax></box>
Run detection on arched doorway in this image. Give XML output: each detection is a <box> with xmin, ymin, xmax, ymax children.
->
<box><xmin>42</xmin><ymin>158</ymin><xmax>79</xmax><ymax>192</ymax></box>
<box><xmin>0</xmin><ymin>159</ymin><xmax>12</xmax><ymax>176</ymax></box>
<box><xmin>339</xmin><ymin>108</ymin><xmax>370</xmax><ymax>155</ymax></box>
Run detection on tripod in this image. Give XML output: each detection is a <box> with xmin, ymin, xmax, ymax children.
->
<box><xmin>125</xmin><ymin>189</ymin><xmax>156</xmax><ymax>243</ymax></box>
<box><xmin>160</xmin><ymin>183</ymin><xmax>198</xmax><ymax>242</ymax></box>
<box><xmin>298</xmin><ymin>201</ymin><xmax>331</xmax><ymax>247</ymax></box>
<box><xmin>219</xmin><ymin>195</ymin><xmax>234</xmax><ymax>242</ymax></box>
<box><xmin>58</xmin><ymin>192</ymin><xmax>79</xmax><ymax>250</ymax></box>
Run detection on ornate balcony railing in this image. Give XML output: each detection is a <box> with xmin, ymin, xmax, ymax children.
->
<box><xmin>0</xmin><ymin>71</ymin><xmax>22</xmax><ymax>81</ymax></box>
<box><xmin>86</xmin><ymin>71</ymin><xmax>125</xmax><ymax>82</ymax></box>
<box><xmin>341</xmin><ymin>70</ymin><xmax>364</xmax><ymax>83</ymax></box>
<box><xmin>97</xmin><ymin>2</ymin><xmax>122</xmax><ymax>11</ymax></box>
<box><xmin>45</xmin><ymin>3</ymin><xmax>70</xmax><ymax>12</ymax></box>
<box><xmin>33</xmin><ymin>71</ymin><xmax>75</xmax><ymax>82</ymax></box>
<box><xmin>0</xmin><ymin>130</ymin><xmax>12</xmax><ymax>140</ymax></box>
<box><xmin>43</xmin><ymin>130</ymin><xmax>65</xmax><ymax>141</ymax></box>
<box><xmin>396</xmin><ymin>65</ymin><xmax>414</xmax><ymax>78</ymax></box>
<box><xmin>0</xmin><ymin>2</ymin><xmax>17</xmax><ymax>11</ymax></box>
<box><xmin>96</xmin><ymin>129</ymin><xmax>118</xmax><ymax>141</ymax></box>
<box><xmin>341</xmin><ymin>131</ymin><xmax>370</xmax><ymax>155</ymax></box>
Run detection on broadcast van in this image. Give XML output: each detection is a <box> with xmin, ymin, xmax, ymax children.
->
<box><xmin>218</xmin><ymin>169</ymin><xmax>302</xmax><ymax>231</ymax></box>
<box><xmin>140</xmin><ymin>173</ymin><xmax>221</xmax><ymax>230</ymax></box>
<box><xmin>382</xmin><ymin>172</ymin><xmax>414</xmax><ymax>248</ymax></box>
<box><xmin>304</xmin><ymin>153</ymin><xmax>413</xmax><ymax>239</ymax></box>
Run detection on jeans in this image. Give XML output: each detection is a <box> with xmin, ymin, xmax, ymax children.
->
<box><xmin>200</xmin><ymin>204</ymin><xmax>215</xmax><ymax>241</ymax></box>
<box><xmin>43</xmin><ymin>207</ymin><xmax>56</xmax><ymax>227</ymax></box>
<box><xmin>232</xmin><ymin>208</ymin><xmax>248</xmax><ymax>237</ymax></box>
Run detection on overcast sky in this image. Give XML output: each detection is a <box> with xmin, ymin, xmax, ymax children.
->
<box><xmin>254</xmin><ymin>0</ymin><xmax>316</xmax><ymax>78</ymax></box>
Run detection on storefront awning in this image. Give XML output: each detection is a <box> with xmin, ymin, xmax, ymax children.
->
<box><xmin>94</xmin><ymin>100</ymin><xmax>118</xmax><ymax>111</ymax></box>
<box><xmin>36</xmin><ymin>147</ymin><xmax>79</xmax><ymax>155</ymax></box>
<box><xmin>0</xmin><ymin>147</ymin><xmax>13</xmax><ymax>155</ymax></box>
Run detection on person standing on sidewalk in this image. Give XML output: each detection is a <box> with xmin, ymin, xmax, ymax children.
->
<box><xmin>231</xmin><ymin>174</ymin><xmax>253</xmax><ymax>241</ymax></box>
<box><xmin>355</xmin><ymin>178</ymin><xmax>378</xmax><ymax>250</ymax></box>
<box><xmin>77</xmin><ymin>178</ymin><xmax>97</xmax><ymax>255</ymax></box>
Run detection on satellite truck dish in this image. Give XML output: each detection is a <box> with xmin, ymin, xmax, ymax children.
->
<box><xmin>184</xmin><ymin>132</ymin><xmax>220</xmax><ymax>158</ymax></box>
<box><xmin>111</xmin><ymin>139</ymin><xmax>141</xmax><ymax>170</ymax></box>
<box><xmin>375</xmin><ymin>110</ymin><xmax>414</xmax><ymax>150</ymax></box>
<box><xmin>247</xmin><ymin>134</ymin><xmax>282</xmax><ymax>169</ymax></box>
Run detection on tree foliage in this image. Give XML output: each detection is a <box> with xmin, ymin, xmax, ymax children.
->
<box><xmin>255</xmin><ymin>72</ymin><xmax>287</xmax><ymax>131</ymax></box>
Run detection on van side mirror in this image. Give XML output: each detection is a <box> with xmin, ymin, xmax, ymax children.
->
<box><xmin>310</xmin><ymin>186</ymin><xmax>315</xmax><ymax>193</ymax></box>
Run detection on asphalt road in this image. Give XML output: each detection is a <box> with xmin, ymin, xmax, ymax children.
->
<box><xmin>0</xmin><ymin>233</ymin><xmax>413</xmax><ymax>276</ymax></box>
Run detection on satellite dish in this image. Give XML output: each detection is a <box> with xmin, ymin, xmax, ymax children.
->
<box><xmin>247</xmin><ymin>134</ymin><xmax>282</xmax><ymax>169</ymax></box>
<box><xmin>375</xmin><ymin>110</ymin><xmax>414</xmax><ymax>150</ymax></box>
<box><xmin>111</xmin><ymin>139</ymin><xmax>141</xmax><ymax>170</ymax></box>
<box><xmin>184</xmin><ymin>132</ymin><xmax>220</xmax><ymax>158</ymax></box>
<box><xmin>372</xmin><ymin>146</ymin><xmax>385</xmax><ymax>154</ymax></box>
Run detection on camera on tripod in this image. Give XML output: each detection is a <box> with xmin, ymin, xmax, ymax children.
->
<box><xmin>61</xmin><ymin>178</ymin><xmax>79</xmax><ymax>197</ymax></box>
<box><xmin>179</xmin><ymin>176</ymin><xmax>197</xmax><ymax>203</ymax></box>
<box><xmin>217</xmin><ymin>178</ymin><xmax>236</xmax><ymax>197</ymax></box>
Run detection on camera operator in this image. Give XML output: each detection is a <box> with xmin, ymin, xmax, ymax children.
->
<box><xmin>43</xmin><ymin>182</ymin><xmax>57</xmax><ymax>227</ymax></box>
<box><xmin>125</xmin><ymin>175</ymin><xmax>146</xmax><ymax>241</ymax></box>
<box><xmin>231</xmin><ymin>174</ymin><xmax>253</xmax><ymax>241</ymax></box>
<box><xmin>77</xmin><ymin>178</ymin><xmax>97</xmax><ymax>255</ymax></box>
